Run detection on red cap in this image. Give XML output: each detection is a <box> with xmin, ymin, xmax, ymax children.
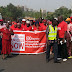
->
<box><xmin>0</xmin><ymin>19</ymin><xmax>3</xmax><ymax>22</ymax></box>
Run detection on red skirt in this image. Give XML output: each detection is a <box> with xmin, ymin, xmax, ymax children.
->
<box><xmin>1</xmin><ymin>39</ymin><xmax>12</xmax><ymax>54</ymax></box>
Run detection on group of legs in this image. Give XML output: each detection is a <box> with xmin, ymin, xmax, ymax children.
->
<box><xmin>46</xmin><ymin>39</ymin><xmax>69</xmax><ymax>63</ymax></box>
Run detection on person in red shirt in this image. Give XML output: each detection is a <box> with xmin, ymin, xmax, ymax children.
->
<box><xmin>10</xmin><ymin>22</ymin><xmax>17</xmax><ymax>30</ymax></box>
<box><xmin>24</xmin><ymin>21</ymin><xmax>32</xmax><ymax>31</ymax></box>
<box><xmin>65</xmin><ymin>18</ymin><xmax>72</xmax><ymax>58</ymax></box>
<box><xmin>33</xmin><ymin>21</ymin><xmax>42</xmax><ymax>31</ymax></box>
<box><xmin>0</xmin><ymin>19</ymin><xmax>6</xmax><ymax>54</ymax></box>
<box><xmin>41</xmin><ymin>20</ymin><xmax>47</xmax><ymax>30</ymax></box>
<box><xmin>30</xmin><ymin>20</ymin><xmax>35</xmax><ymax>30</ymax></box>
<box><xmin>57</xmin><ymin>16</ymin><xmax>68</xmax><ymax>61</ymax></box>
<box><xmin>0</xmin><ymin>22</ymin><xmax>14</xmax><ymax>59</ymax></box>
<box><xmin>38</xmin><ymin>18</ymin><xmax>44</xmax><ymax>26</ymax></box>
<box><xmin>70</xmin><ymin>17</ymin><xmax>72</xmax><ymax>24</ymax></box>
<box><xmin>21</xmin><ymin>19</ymin><xmax>26</xmax><ymax>28</ymax></box>
<box><xmin>16</xmin><ymin>22</ymin><xmax>24</xmax><ymax>31</ymax></box>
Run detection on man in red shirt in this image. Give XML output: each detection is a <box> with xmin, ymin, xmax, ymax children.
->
<box><xmin>10</xmin><ymin>22</ymin><xmax>17</xmax><ymax>30</ymax></box>
<box><xmin>24</xmin><ymin>21</ymin><xmax>32</xmax><ymax>31</ymax></box>
<box><xmin>21</xmin><ymin>19</ymin><xmax>26</xmax><ymax>28</ymax></box>
<box><xmin>57</xmin><ymin>16</ymin><xmax>68</xmax><ymax>61</ymax></box>
<box><xmin>16</xmin><ymin>22</ymin><xmax>24</xmax><ymax>31</ymax></box>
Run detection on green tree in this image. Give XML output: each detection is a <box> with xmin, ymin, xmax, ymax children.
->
<box><xmin>0</xmin><ymin>3</ymin><xmax>23</xmax><ymax>21</ymax></box>
<box><xmin>54</xmin><ymin>6</ymin><xmax>71</xmax><ymax>20</ymax></box>
<box><xmin>46</xmin><ymin>12</ymin><xmax>54</xmax><ymax>20</ymax></box>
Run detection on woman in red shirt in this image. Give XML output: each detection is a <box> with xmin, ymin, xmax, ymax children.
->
<box><xmin>41</xmin><ymin>20</ymin><xmax>48</xmax><ymax>30</ymax></box>
<box><xmin>33</xmin><ymin>21</ymin><xmax>43</xmax><ymax>31</ymax></box>
<box><xmin>0</xmin><ymin>22</ymin><xmax>14</xmax><ymax>59</ymax></box>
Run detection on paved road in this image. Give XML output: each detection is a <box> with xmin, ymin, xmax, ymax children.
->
<box><xmin>0</xmin><ymin>53</ymin><xmax>72</xmax><ymax>72</ymax></box>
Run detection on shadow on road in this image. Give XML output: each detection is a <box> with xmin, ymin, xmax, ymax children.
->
<box><xmin>0</xmin><ymin>69</ymin><xmax>5</xmax><ymax>72</ymax></box>
<box><xmin>5</xmin><ymin>54</ymin><xmax>19</xmax><ymax>59</ymax></box>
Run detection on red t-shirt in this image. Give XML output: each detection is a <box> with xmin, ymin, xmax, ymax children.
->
<box><xmin>41</xmin><ymin>24</ymin><xmax>47</xmax><ymax>30</ymax></box>
<box><xmin>15</xmin><ymin>26</ymin><xmax>24</xmax><ymax>31</ymax></box>
<box><xmin>31</xmin><ymin>25</ymin><xmax>35</xmax><ymax>30</ymax></box>
<box><xmin>10</xmin><ymin>25</ymin><xmax>17</xmax><ymax>30</ymax></box>
<box><xmin>58</xmin><ymin>21</ymin><xmax>67</xmax><ymax>38</ymax></box>
<box><xmin>21</xmin><ymin>24</ymin><xmax>26</xmax><ymax>28</ymax></box>
<box><xmin>39</xmin><ymin>22</ymin><xmax>44</xmax><ymax>26</ymax></box>
<box><xmin>33</xmin><ymin>27</ymin><xmax>42</xmax><ymax>31</ymax></box>
<box><xmin>24</xmin><ymin>26</ymin><xmax>32</xmax><ymax>31</ymax></box>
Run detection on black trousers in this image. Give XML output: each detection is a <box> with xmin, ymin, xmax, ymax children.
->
<box><xmin>58</xmin><ymin>38</ymin><xmax>68</xmax><ymax>59</ymax></box>
<box><xmin>46</xmin><ymin>42</ymin><xmax>58</xmax><ymax>62</ymax></box>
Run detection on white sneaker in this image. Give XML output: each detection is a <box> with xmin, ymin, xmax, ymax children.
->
<box><xmin>63</xmin><ymin>59</ymin><xmax>67</xmax><ymax>62</ymax></box>
<box><xmin>57</xmin><ymin>58</ymin><xmax>62</xmax><ymax>60</ymax></box>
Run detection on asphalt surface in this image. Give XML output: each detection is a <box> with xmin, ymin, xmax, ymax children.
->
<box><xmin>0</xmin><ymin>53</ymin><xmax>72</xmax><ymax>72</ymax></box>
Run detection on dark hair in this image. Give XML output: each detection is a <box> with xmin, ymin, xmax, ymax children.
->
<box><xmin>52</xmin><ymin>19</ymin><xmax>57</xmax><ymax>23</ymax></box>
<box><xmin>35</xmin><ymin>21</ymin><xmax>39</xmax><ymax>26</ymax></box>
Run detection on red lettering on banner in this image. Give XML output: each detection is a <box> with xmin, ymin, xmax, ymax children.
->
<box><xmin>22</xmin><ymin>43</ymin><xmax>24</xmax><ymax>49</ymax></box>
<box><xmin>14</xmin><ymin>43</ymin><xmax>18</xmax><ymax>49</ymax></box>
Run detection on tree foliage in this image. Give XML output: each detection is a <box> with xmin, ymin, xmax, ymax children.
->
<box><xmin>0</xmin><ymin>3</ymin><xmax>72</xmax><ymax>21</ymax></box>
<box><xmin>0</xmin><ymin>3</ymin><xmax>23</xmax><ymax>21</ymax></box>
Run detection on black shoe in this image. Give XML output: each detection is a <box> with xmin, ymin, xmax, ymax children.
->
<box><xmin>54</xmin><ymin>61</ymin><xmax>61</xmax><ymax>63</ymax></box>
<box><xmin>7</xmin><ymin>55</ymin><xmax>13</xmax><ymax>58</ymax></box>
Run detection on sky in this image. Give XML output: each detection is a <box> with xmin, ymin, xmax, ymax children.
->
<box><xmin>0</xmin><ymin>0</ymin><xmax>72</xmax><ymax>12</ymax></box>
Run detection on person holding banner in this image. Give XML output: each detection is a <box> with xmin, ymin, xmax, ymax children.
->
<box><xmin>41</xmin><ymin>20</ymin><xmax>47</xmax><ymax>31</ymax></box>
<box><xmin>16</xmin><ymin>22</ymin><xmax>24</xmax><ymax>31</ymax></box>
<box><xmin>0</xmin><ymin>22</ymin><xmax>14</xmax><ymax>59</ymax></box>
<box><xmin>33</xmin><ymin>21</ymin><xmax>42</xmax><ymax>31</ymax></box>
<box><xmin>21</xmin><ymin>19</ymin><xmax>26</xmax><ymax>28</ymax></box>
<box><xmin>30</xmin><ymin>20</ymin><xmax>35</xmax><ymax>30</ymax></box>
<box><xmin>0</xmin><ymin>19</ymin><xmax>6</xmax><ymax>54</ymax></box>
<box><xmin>10</xmin><ymin>22</ymin><xmax>17</xmax><ymax>30</ymax></box>
<box><xmin>24</xmin><ymin>20</ymin><xmax>32</xmax><ymax>31</ymax></box>
<box><xmin>46</xmin><ymin>19</ymin><xmax>60</xmax><ymax>63</ymax></box>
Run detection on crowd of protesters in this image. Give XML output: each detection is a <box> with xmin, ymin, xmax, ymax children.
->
<box><xmin>0</xmin><ymin>16</ymin><xmax>72</xmax><ymax>63</ymax></box>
